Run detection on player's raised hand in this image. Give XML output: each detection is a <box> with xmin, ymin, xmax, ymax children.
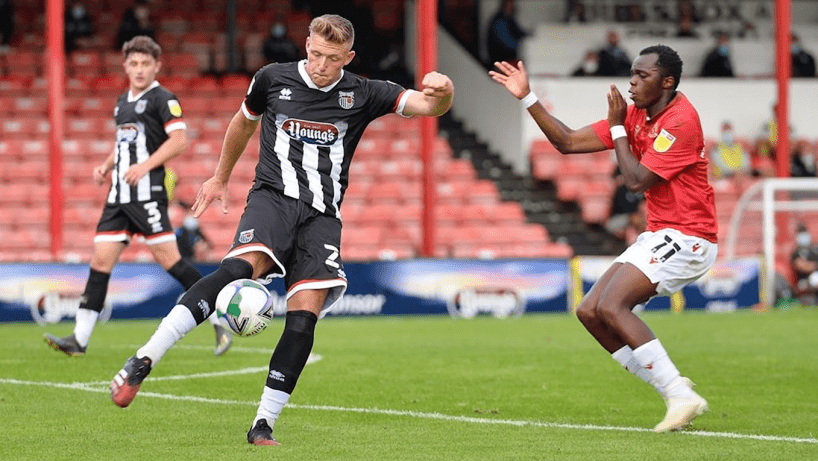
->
<box><xmin>607</xmin><ymin>84</ymin><xmax>627</xmax><ymax>126</ymax></box>
<box><xmin>420</xmin><ymin>71</ymin><xmax>453</xmax><ymax>97</ymax></box>
<box><xmin>192</xmin><ymin>176</ymin><xmax>228</xmax><ymax>218</ymax></box>
<box><xmin>489</xmin><ymin>60</ymin><xmax>531</xmax><ymax>100</ymax></box>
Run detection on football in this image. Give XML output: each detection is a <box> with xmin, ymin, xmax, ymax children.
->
<box><xmin>215</xmin><ymin>279</ymin><xmax>274</xmax><ymax>337</ymax></box>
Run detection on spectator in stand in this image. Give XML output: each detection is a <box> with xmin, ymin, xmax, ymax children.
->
<box><xmin>571</xmin><ymin>49</ymin><xmax>599</xmax><ymax>76</ymax></box>
<box><xmin>754</xmin><ymin>101</ymin><xmax>794</xmax><ymax>177</ymax></box>
<box><xmin>0</xmin><ymin>0</ymin><xmax>14</xmax><ymax>50</ymax></box>
<box><xmin>605</xmin><ymin>167</ymin><xmax>645</xmax><ymax>243</ymax></box>
<box><xmin>790</xmin><ymin>139</ymin><xmax>817</xmax><ymax>178</ymax></box>
<box><xmin>676</xmin><ymin>0</ymin><xmax>700</xmax><ymax>24</ymax></box>
<box><xmin>675</xmin><ymin>17</ymin><xmax>699</xmax><ymax>39</ymax></box>
<box><xmin>262</xmin><ymin>21</ymin><xmax>301</xmax><ymax>64</ymax></box>
<box><xmin>565</xmin><ymin>1</ymin><xmax>587</xmax><ymax>23</ymax></box>
<box><xmin>596</xmin><ymin>29</ymin><xmax>631</xmax><ymax>77</ymax></box>
<box><xmin>65</xmin><ymin>0</ymin><xmax>94</xmax><ymax>54</ymax></box>
<box><xmin>116</xmin><ymin>0</ymin><xmax>155</xmax><ymax>50</ymax></box>
<box><xmin>700</xmin><ymin>31</ymin><xmax>734</xmax><ymax>77</ymax></box>
<box><xmin>791</xmin><ymin>34</ymin><xmax>816</xmax><ymax>78</ymax></box>
<box><xmin>709</xmin><ymin>121</ymin><xmax>751</xmax><ymax>185</ymax></box>
<box><xmin>173</xmin><ymin>200</ymin><xmax>214</xmax><ymax>262</ymax></box>
<box><xmin>486</xmin><ymin>0</ymin><xmax>529</xmax><ymax>66</ymax></box>
<box><xmin>791</xmin><ymin>223</ymin><xmax>818</xmax><ymax>305</ymax></box>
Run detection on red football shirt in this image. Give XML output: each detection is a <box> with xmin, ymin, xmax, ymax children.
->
<box><xmin>592</xmin><ymin>92</ymin><xmax>717</xmax><ymax>242</ymax></box>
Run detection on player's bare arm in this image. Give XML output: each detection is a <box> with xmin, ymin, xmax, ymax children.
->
<box><xmin>403</xmin><ymin>71</ymin><xmax>454</xmax><ymax>117</ymax></box>
<box><xmin>607</xmin><ymin>84</ymin><xmax>659</xmax><ymax>193</ymax></box>
<box><xmin>490</xmin><ymin>60</ymin><xmax>606</xmax><ymax>154</ymax></box>
<box><xmin>192</xmin><ymin>110</ymin><xmax>259</xmax><ymax>218</ymax></box>
<box><xmin>93</xmin><ymin>149</ymin><xmax>116</xmax><ymax>185</ymax></box>
<box><xmin>122</xmin><ymin>129</ymin><xmax>187</xmax><ymax>186</ymax></box>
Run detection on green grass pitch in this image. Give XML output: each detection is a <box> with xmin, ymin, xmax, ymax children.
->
<box><xmin>1</xmin><ymin>308</ymin><xmax>817</xmax><ymax>460</ymax></box>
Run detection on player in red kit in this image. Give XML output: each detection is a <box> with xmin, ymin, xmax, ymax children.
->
<box><xmin>490</xmin><ymin>45</ymin><xmax>717</xmax><ymax>432</ymax></box>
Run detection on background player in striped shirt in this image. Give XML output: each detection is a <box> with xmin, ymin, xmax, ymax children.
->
<box><xmin>44</xmin><ymin>36</ymin><xmax>232</xmax><ymax>358</ymax></box>
<box><xmin>490</xmin><ymin>45</ymin><xmax>717</xmax><ymax>433</ymax></box>
<box><xmin>110</xmin><ymin>16</ymin><xmax>454</xmax><ymax>446</ymax></box>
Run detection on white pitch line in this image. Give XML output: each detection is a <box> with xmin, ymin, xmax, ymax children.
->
<box><xmin>0</xmin><ymin>377</ymin><xmax>816</xmax><ymax>445</ymax></box>
<box><xmin>81</xmin><ymin>353</ymin><xmax>323</xmax><ymax>386</ymax></box>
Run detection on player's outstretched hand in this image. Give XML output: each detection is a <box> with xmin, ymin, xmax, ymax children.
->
<box><xmin>192</xmin><ymin>177</ymin><xmax>228</xmax><ymax>218</ymax></box>
<box><xmin>489</xmin><ymin>60</ymin><xmax>531</xmax><ymax>100</ymax></box>
<box><xmin>420</xmin><ymin>71</ymin><xmax>453</xmax><ymax>98</ymax></box>
<box><xmin>606</xmin><ymin>84</ymin><xmax>627</xmax><ymax>127</ymax></box>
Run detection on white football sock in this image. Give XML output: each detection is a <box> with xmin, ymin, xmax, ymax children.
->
<box><xmin>254</xmin><ymin>387</ymin><xmax>290</xmax><ymax>428</ymax></box>
<box><xmin>632</xmin><ymin>339</ymin><xmax>695</xmax><ymax>399</ymax></box>
<box><xmin>73</xmin><ymin>308</ymin><xmax>99</xmax><ymax>348</ymax></box>
<box><xmin>136</xmin><ymin>305</ymin><xmax>197</xmax><ymax>366</ymax></box>
<box><xmin>611</xmin><ymin>345</ymin><xmax>660</xmax><ymax>391</ymax></box>
<box><xmin>207</xmin><ymin>310</ymin><xmax>221</xmax><ymax>326</ymax></box>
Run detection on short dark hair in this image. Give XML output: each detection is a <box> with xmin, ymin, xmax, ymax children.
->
<box><xmin>640</xmin><ymin>45</ymin><xmax>682</xmax><ymax>90</ymax></box>
<box><xmin>122</xmin><ymin>35</ymin><xmax>162</xmax><ymax>60</ymax></box>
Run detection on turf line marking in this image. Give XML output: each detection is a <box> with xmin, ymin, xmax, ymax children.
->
<box><xmin>1</xmin><ymin>377</ymin><xmax>816</xmax><ymax>445</ymax></box>
<box><xmin>75</xmin><ymin>354</ymin><xmax>321</xmax><ymax>387</ymax></box>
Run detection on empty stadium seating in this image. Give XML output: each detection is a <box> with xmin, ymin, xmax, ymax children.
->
<box><xmin>1</xmin><ymin>1</ymin><xmax>572</xmax><ymax>263</ymax></box>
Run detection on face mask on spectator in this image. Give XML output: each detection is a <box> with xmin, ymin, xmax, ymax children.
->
<box><xmin>718</xmin><ymin>44</ymin><xmax>729</xmax><ymax>56</ymax></box>
<box><xmin>72</xmin><ymin>5</ymin><xmax>85</xmax><ymax>19</ymax></box>
<box><xmin>721</xmin><ymin>131</ymin><xmax>734</xmax><ymax>145</ymax></box>
<box><xmin>271</xmin><ymin>24</ymin><xmax>286</xmax><ymax>39</ymax></box>
<box><xmin>583</xmin><ymin>59</ymin><xmax>598</xmax><ymax>74</ymax></box>
<box><xmin>797</xmin><ymin>232</ymin><xmax>811</xmax><ymax>247</ymax></box>
<box><xmin>183</xmin><ymin>216</ymin><xmax>198</xmax><ymax>231</ymax></box>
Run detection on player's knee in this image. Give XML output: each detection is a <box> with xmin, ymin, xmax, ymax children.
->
<box><xmin>575</xmin><ymin>301</ymin><xmax>601</xmax><ymax>326</ymax></box>
<box><xmin>221</xmin><ymin>257</ymin><xmax>254</xmax><ymax>280</ymax></box>
<box><xmin>284</xmin><ymin>310</ymin><xmax>318</xmax><ymax>335</ymax></box>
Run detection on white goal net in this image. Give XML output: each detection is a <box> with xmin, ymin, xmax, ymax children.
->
<box><xmin>724</xmin><ymin>177</ymin><xmax>818</xmax><ymax>305</ymax></box>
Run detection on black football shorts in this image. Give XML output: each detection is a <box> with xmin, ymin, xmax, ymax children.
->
<box><xmin>223</xmin><ymin>184</ymin><xmax>347</xmax><ymax>312</ymax></box>
<box><xmin>94</xmin><ymin>199</ymin><xmax>176</xmax><ymax>245</ymax></box>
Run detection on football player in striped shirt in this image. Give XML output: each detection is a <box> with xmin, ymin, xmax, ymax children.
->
<box><xmin>110</xmin><ymin>15</ymin><xmax>454</xmax><ymax>446</ymax></box>
<box><xmin>491</xmin><ymin>45</ymin><xmax>717</xmax><ymax>433</ymax></box>
<box><xmin>44</xmin><ymin>36</ymin><xmax>232</xmax><ymax>358</ymax></box>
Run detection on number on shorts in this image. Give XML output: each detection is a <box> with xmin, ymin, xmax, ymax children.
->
<box><xmin>651</xmin><ymin>235</ymin><xmax>681</xmax><ymax>263</ymax></box>
<box><xmin>324</xmin><ymin>244</ymin><xmax>340</xmax><ymax>269</ymax></box>
<box><xmin>143</xmin><ymin>201</ymin><xmax>163</xmax><ymax>233</ymax></box>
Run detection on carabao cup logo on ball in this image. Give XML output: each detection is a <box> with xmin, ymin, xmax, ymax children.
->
<box><xmin>216</xmin><ymin>279</ymin><xmax>274</xmax><ymax>337</ymax></box>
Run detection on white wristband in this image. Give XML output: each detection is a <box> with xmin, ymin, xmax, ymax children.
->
<box><xmin>521</xmin><ymin>92</ymin><xmax>538</xmax><ymax>109</ymax></box>
<box><xmin>610</xmin><ymin>125</ymin><xmax>627</xmax><ymax>141</ymax></box>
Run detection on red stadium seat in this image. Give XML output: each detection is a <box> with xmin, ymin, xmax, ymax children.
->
<box><xmin>0</xmin><ymin>117</ymin><xmax>48</xmax><ymax>138</ymax></box>
<box><xmin>220</xmin><ymin>74</ymin><xmax>251</xmax><ymax>96</ymax></box>
<box><xmin>5</xmin><ymin>50</ymin><xmax>40</xmax><ymax>77</ymax></box>
<box><xmin>93</xmin><ymin>75</ymin><xmax>127</xmax><ymax>97</ymax></box>
<box><xmin>69</xmin><ymin>51</ymin><xmax>102</xmax><ymax>77</ymax></box>
<box><xmin>0</xmin><ymin>76</ymin><xmax>30</xmax><ymax>97</ymax></box>
<box><xmin>13</xmin><ymin>97</ymin><xmax>47</xmax><ymax>116</ymax></box>
<box><xmin>181</xmin><ymin>97</ymin><xmax>210</xmax><ymax>115</ymax></box>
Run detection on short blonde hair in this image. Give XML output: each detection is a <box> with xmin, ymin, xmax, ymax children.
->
<box><xmin>309</xmin><ymin>14</ymin><xmax>354</xmax><ymax>47</ymax></box>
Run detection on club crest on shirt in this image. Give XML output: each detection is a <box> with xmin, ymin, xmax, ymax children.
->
<box><xmin>135</xmin><ymin>100</ymin><xmax>147</xmax><ymax>114</ymax></box>
<box><xmin>653</xmin><ymin>128</ymin><xmax>676</xmax><ymax>153</ymax></box>
<box><xmin>116</xmin><ymin>123</ymin><xmax>140</xmax><ymax>142</ymax></box>
<box><xmin>338</xmin><ymin>91</ymin><xmax>354</xmax><ymax>109</ymax></box>
<box><xmin>239</xmin><ymin>229</ymin><xmax>255</xmax><ymax>244</ymax></box>
<box><xmin>167</xmin><ymin>99</ymin><xmax>182</xmax><ymax>117</ymax></box>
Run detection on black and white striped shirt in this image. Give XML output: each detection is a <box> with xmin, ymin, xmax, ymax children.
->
<box><xmin>109</xmin><ymin>81</ymin><xmax>185</xmax><ymax>204</ymax></box>
<box><xmin>243</xmin><ymin>60</ymin><xmax>410</xmax><ymax>218</ymax></box>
